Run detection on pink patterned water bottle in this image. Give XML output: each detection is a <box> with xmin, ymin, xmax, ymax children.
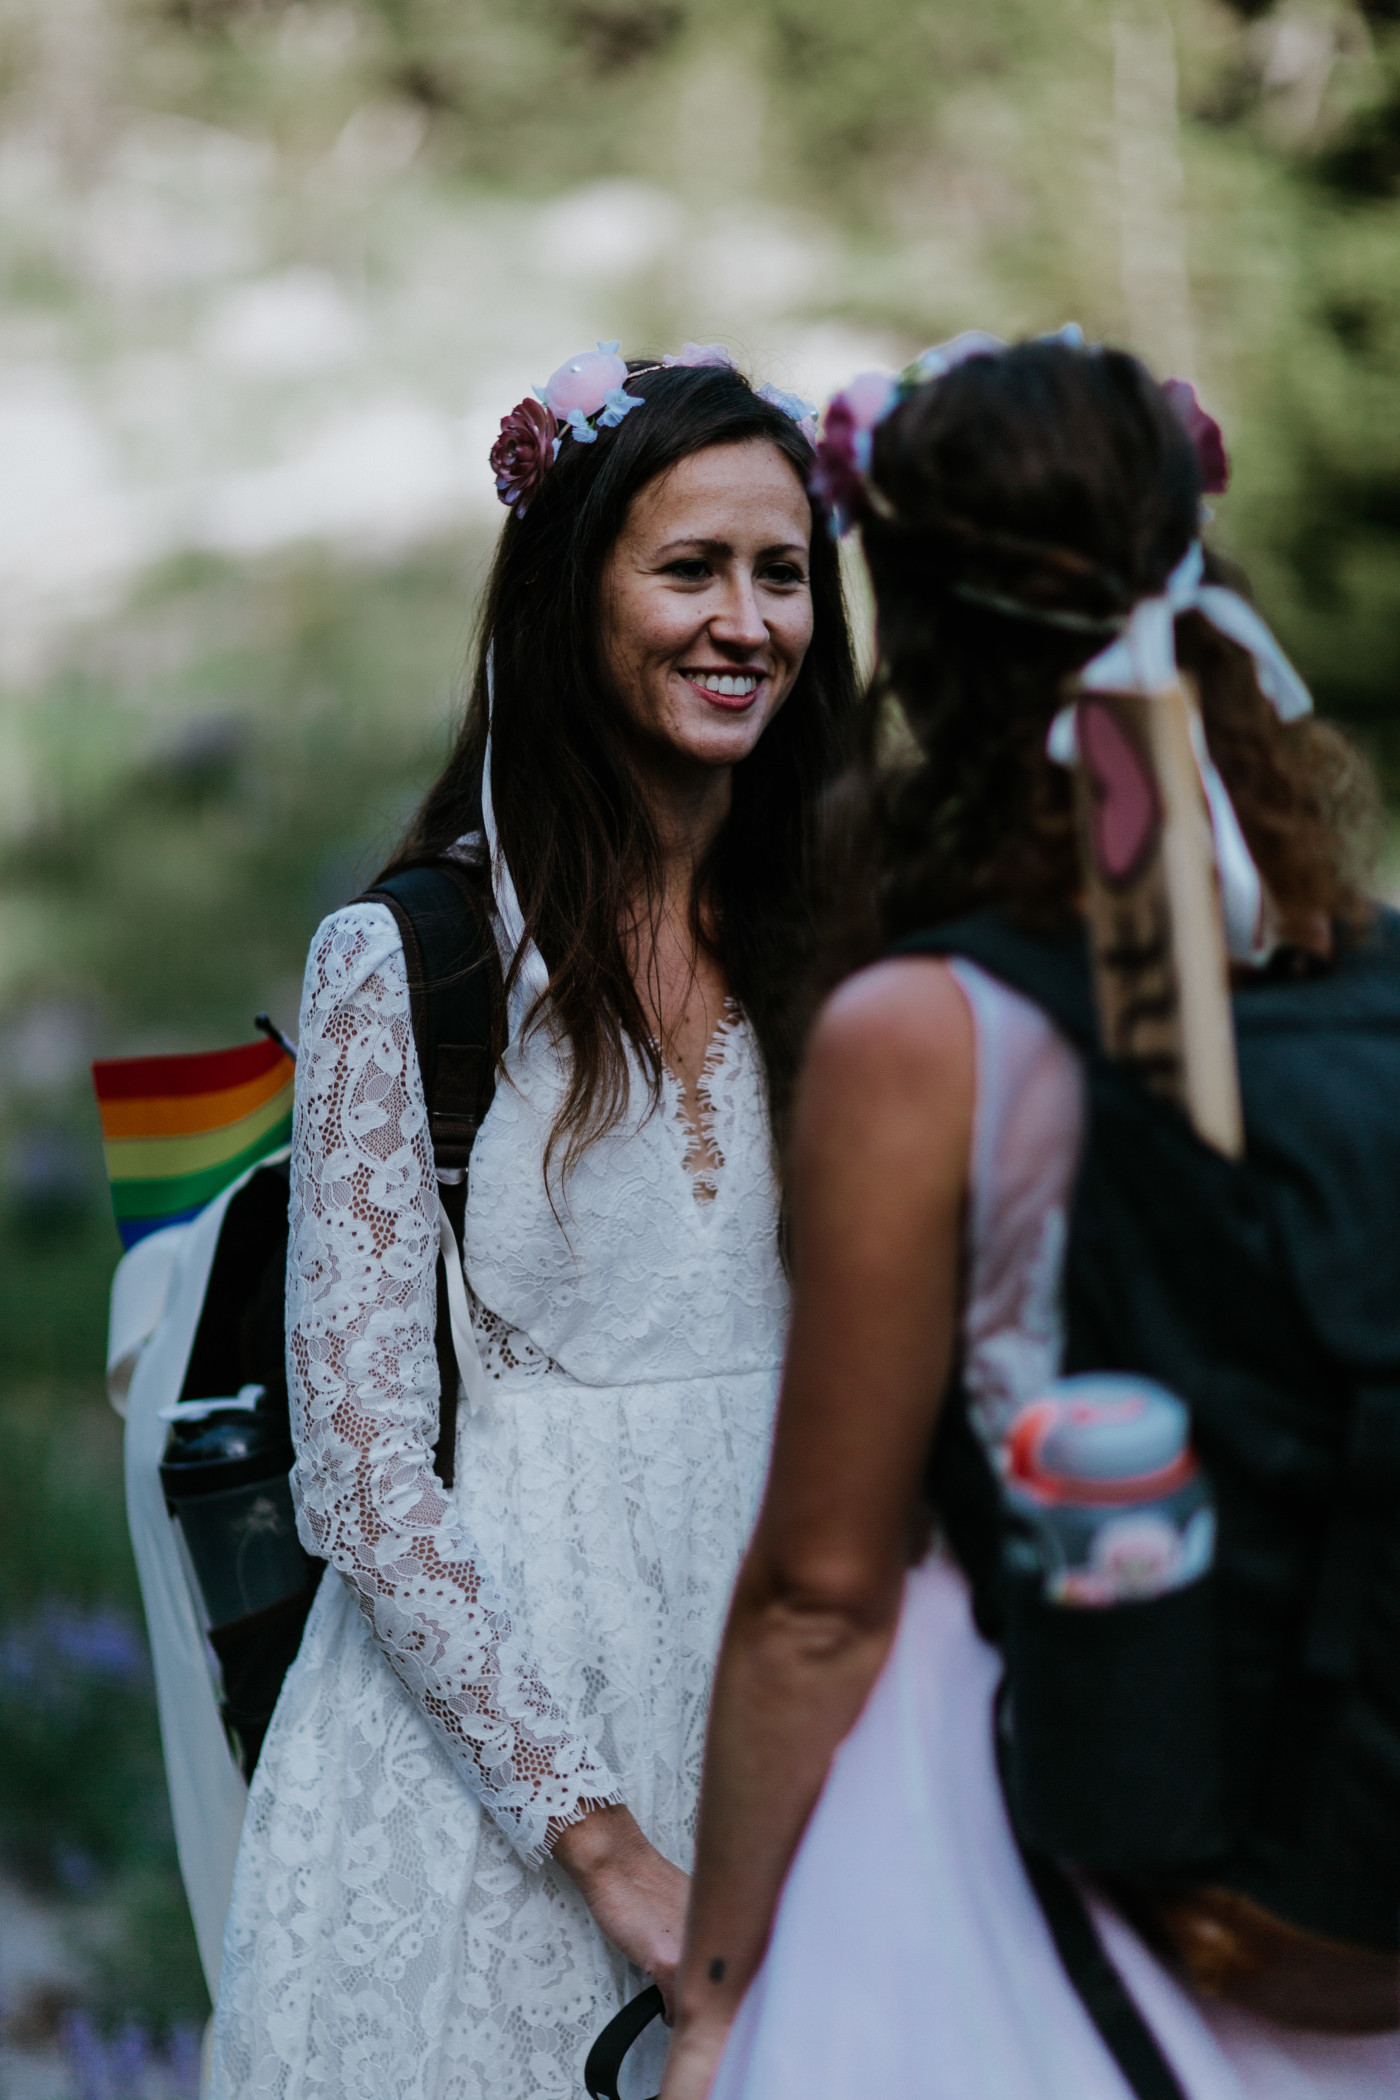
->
<box><xmin>1002</xmin><ymin>1374</ymin><xmax>1215</xmax><ymax>1606</ymax></box>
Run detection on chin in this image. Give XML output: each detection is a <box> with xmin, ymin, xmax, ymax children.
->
<box><xmin>682</xmin><ymin>722</ymin><xmax>769</xmax><ymax>770</ymax></box>
<box><xmin>670</xmin><ymin>700</ymin><xmax>775</xmax><ymax>767</ymax></box>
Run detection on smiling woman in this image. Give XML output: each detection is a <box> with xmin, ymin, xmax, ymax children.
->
<box><xmin>401</xmin><ymin>356</ymin><xmax>856</xmax><ymax>1177</ymax></box>
<box><xmin>207</xmin><ymin>351</ymin><xmax>858</xmax><ymax>2100</ymax></box>
<box><xmin>601</xmin><ymin>438</ymin><xmax>814</xmax><ymax>761</ymax></box>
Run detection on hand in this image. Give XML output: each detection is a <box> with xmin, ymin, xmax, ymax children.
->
<box><xmin>552</xmin><ymin>1802</ymin><xmax>690</xmax><ymax>2016</ymax></box>
<box><xmin>657</xmin><ymin>2013</ymin><xmax>733</xmax><ymax>2100</ymax></box>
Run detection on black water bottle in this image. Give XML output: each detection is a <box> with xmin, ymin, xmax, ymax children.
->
<box><xmin>160</xmin><ymin>1386</ymin><xmax>312</xmax><ymax>1626</ymax></box>
<box><xmin>160</xmin><ymin>1384</ymin><xmax>320</xmax><ymax>1773</ymax></box>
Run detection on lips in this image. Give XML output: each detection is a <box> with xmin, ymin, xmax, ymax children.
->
<box><xmin>684</xmin><ymin>668</ymin><xmax>764</xmax><ymax>710</ymax></box>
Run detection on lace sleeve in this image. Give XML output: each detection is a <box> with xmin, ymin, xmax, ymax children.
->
<box><xmin>285</xmin><ymin>903</ymin><xmax>623</xmax><ymax>1865</ymax></box>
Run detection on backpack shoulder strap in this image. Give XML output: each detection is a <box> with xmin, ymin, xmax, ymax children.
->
<box><xmin>359</xmin><ymin>855</ymin><xmax>502</xmax><ymax>1177</ymax></box>
<box><xmin>355</xmin><ymin>854</ymin><xmax>504</xmax><ymax>1487</ymax></box>
<box><xmin>891</xmin><ymin>908</ymin><xmax>1098</xmax><ymax>1052</ymax></box>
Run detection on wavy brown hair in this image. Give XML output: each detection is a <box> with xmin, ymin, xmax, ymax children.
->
<box><xmin>843</xmin><ymin>339</ymin><xmax>1375</xmax><ymax>958</ymax></box>
<box><xmin>388</xmin><ymin>359</ymin><xmax>859</xmax><ymax>1173</ymax></box>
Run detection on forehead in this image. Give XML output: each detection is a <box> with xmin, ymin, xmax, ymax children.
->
<box><xmin>623</xmin><ymin>438</ymin><xmax>811</xmax><ymax>545</ymax></box>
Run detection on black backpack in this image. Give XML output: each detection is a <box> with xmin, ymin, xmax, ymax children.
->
<box><xmin>897</xmin><ymin>908</ymin><xmax>1400</xmax><ymax>2089</ymax></box>
<box><xmin>162</xmin><ymin>858</ymin><xmax>501</xmax><ymax>1779</ymax></box>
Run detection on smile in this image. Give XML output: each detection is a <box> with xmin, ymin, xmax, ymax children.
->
<box><xmin>685</xmin><ymin>670</ymin><xmax>763</xmax><ymax>703</ymax></box>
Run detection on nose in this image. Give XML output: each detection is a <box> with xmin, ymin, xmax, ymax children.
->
<box><xmin>708</xmin><ymin>573</ymin><xmax>768</xmax><ymax>657</ymax></box>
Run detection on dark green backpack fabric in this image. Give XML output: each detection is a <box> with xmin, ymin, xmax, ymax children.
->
<box><xmin>897</xmin><ymin>908</ymin><xmax>1400</xmax><ymax>1953</ymax></box>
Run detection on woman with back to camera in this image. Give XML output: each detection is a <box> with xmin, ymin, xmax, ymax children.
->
<box><xmin>209</xmin><ymin>343</ymin><xmax>857</xmax><ymax>2100</ymax></box>
<box><xmin>661</xmin><ymin>335</ymin><xmax>1400</xmax><ymax>2099</ymax></box>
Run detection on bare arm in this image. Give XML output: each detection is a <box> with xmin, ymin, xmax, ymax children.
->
<box><xmin>659</xmin><ymin>957</ymin><xmax>975</xmax><ymax>2098</ymax></box>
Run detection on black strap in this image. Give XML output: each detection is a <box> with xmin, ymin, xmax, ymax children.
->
<box><xmin>363</xmin><ymin>858</ymin><xmax>501</xmax><ymax>1174</ymax></box>
<box><xmin>924</xmin><ymin>1377</ymin><xmax>1006</xmax><ymax>1642</ymax></box>
<box><xmin>1018</xmin><ymin>1847</ymin><xmax>1190</xmax><ymax>2100</ymax></box>
<box><xmin>992</xmin><ymin>1698</ymin><xmax>1188</xmax><ymax>2100</ymax></box>
<box><xmin>583</xmin><ymin>1985</ymin><xmax>664</xmax><ymax>2100</ymax></box>
<box><xmin>356</xmin><ymin>857</ymin><xmax>502</xmax><ymax>1489</ymax></box>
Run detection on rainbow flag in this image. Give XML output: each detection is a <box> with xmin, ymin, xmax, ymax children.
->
<box><xmin>92</xmin><ymin>1037</ymin><xmax>296</xmax><ymax>1250</ymax></box>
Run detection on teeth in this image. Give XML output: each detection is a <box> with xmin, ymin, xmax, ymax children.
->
<box><xmin>694</xmin><ymin>673</ymin><xmax>760</xmax><ymax>697</ymax></box>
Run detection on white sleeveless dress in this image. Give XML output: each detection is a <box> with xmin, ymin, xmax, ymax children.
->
<box><xmin>711</xmin><ymin>960</ymin><xmax>1400</xmax><ymax>2100</ymax></box>
<box><xmin>209</xmin><ymin>896</ymin><xmax>787</xmax><ymax>2100</ymax></box>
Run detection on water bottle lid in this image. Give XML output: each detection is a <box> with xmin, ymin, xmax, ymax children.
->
<box><xmin>1007</xmin><ymin>1376</ymin><xmax>1195</xmax><ymax>1505</ymax></box>
<box><xmin>159</xmin><ymin>1388</ymin><xmax>292</xmax><ymax>1501</ymax></box>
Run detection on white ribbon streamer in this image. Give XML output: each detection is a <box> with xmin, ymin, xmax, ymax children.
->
<box><xmin>1078</xmin><ymin>543</ymin><xmax>1313</xmax><ymax>723</ymax></box>
<box><xmin>1050</xmin><ymin>543</ymin><xmax>1310</xmax><ymax>967</ymax></box>
<box><xmin>1186</xmin><ymin>711</ymin><xmax>1276</xmax><ymax>967</ymax></box>
<box><xmin>481</xmin><ymin>650</ymin><xmax>550</xmax><ymax>1013</ymax></box>
<box><xmin>478</xmin><ymin>655</ymin><xmax>549</xmax><ymax>1016</ymax></box>
<box><xmin>436</xmin><ymin>645</ymin><xmax>558</xmax><ymax>1426</ymax></box>
<box><xmin>437</xmin><ymin>1201</ymin><xmax>493</xmax><ymax>1420</ymax></box>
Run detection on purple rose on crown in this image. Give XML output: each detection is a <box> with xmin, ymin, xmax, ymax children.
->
<box><xmin>1162</xmin><ymin>378</ymin><xmax>1230</xmax><ymax>496</ymax></box>
<box><xmin>490</xmin><ymin>397</ymin><xmax>559</xmax><ymax>517</ymax></box>
<box><xmin>810</xmin><ymin>370</ymin><xmax>899</xmax><ymax>534</ymax></box>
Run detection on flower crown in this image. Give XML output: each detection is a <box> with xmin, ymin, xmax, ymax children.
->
<box><xmin>489</xmin><ymin>341</ymin><xmax>818</xmax><ymax>518</ymax></box>
<box><xmin>809</xmin><ymin>325</ymin><xmax>1229</xmax><ymax>537</ymax></box>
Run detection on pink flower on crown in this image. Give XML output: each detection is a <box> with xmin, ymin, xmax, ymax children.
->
<box><xmin>810</xmin><ymin>369</ymin><xmax>898</xmax><ymax>533</ymax></box>
<box><xmin>490</xmin><ymin>396</ymin><xmax>559</xmax><ymax>516</ymax></box>
<box><xmin>537</xmin><ymin>342</ymin><xmax>643</xmax><ymax>446</ymax></box>
<box><xmin>663</xmin><ymin>342</ymin><xmax>736</xmax><ymax>369</ymax></box>
<box><xmin>540</xmin><ymin>343</ymin><xmax>630</xmax><ymax>419</ymax></box>
<box><xmin>1162</xmin><ymin>378</ymin><xmax>1230</xmax><ymax>496</ymax></box>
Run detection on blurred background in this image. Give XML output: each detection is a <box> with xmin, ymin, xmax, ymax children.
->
<box><xmin>0</xmin><ymin>0</ymin><xmax>1397</xmax><ymax>2091</ymax></box>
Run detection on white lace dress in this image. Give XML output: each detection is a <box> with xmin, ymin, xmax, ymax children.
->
<box><xmin>210</xmin><ymin>897</ymin><xmax>787</xmax><ymax>2100</ymax></box>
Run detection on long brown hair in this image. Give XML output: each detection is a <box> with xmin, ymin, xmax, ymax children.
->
<box><xmin>845</xmin><ymin>340</ymin><xmax>1374</xmax><ymax>954</ymax></box>
<box><xmin>390</xmin><ymin>359</ymin><xmax>859</xmax><ymax>1171</ymax></box>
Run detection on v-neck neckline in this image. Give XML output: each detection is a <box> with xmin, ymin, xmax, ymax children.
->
<box><xmin>657</xmin><ymin>1001</ymin><xmax>743</xmax><ymax>1210</ymax></box>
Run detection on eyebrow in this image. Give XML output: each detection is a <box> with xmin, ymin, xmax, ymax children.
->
<box><xmin>651</xmin><ymin>536</ymin><xmax>809</xmax><ymax>560</ymax></box>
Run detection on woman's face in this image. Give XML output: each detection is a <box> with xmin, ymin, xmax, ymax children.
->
<box><xmin>599</xmin><ymin>438</ymin><xmax>814</xmax><ymax>776</ymax></box>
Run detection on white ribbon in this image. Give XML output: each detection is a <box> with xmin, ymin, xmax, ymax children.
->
<box><xmin>436</xmin><ymin>650</ymin><xmax>555</xmax><ymax>1426</ymax></box>
<box><xmin>438</xmin><ymin>1201</ymin><xmax>492</xmax><ymax>1419</ymax></box>
<box><xmin>1078</xmin><ymin>543</ymin><xmax>1313</xmax><ymax>723</ymax></box>
<box><xmin>481</xmin><ymin>649</ymin><xmax>550</xmax><ymax>1014</ymax></box>
<box><xmin>1051</xmin><ymin>543</ymin><xmax>1311</xmax><ymax>967</ymax></box>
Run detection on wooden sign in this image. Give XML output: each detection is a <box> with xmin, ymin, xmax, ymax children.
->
<box><xmin>1070</xmin><ymin>676</ymin><xmax>1244</xmax><ymax>1160</ymax></box>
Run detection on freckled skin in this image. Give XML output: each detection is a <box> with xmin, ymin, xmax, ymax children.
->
<box><xmin>599</xmin><ymin>438</ymin><xmax>814</xmax><ymax>785</ymax></box>
<box><xmin>592</xmin><ymin>437</ymin><xmax>817</xmax><ymax>1114</ymax></box>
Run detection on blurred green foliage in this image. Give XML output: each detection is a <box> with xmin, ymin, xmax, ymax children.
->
<box><xmin>10</xmin><ymin>544</ymin><xmax>482</xmax><ymax>1043</ymax></box>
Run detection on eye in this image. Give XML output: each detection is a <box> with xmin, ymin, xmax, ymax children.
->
<box><xmin>664</xmin><ymin>558</ymin><xmax>712</xmax><ymax>582</ymax></box>
<box><xmin>760</xmin><ymin>560</ymin><xmax>807</xmax><ymax>587</ymax></box>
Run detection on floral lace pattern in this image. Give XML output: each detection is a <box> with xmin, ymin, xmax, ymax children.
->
<box><xmin>278</xmin><ymin>903</ymin><xmax>619</xmax><ymax>1860</ymax></box>
<box><xmin>212</xmin><ymin>901</ymin><xmax>787</xmax><ymax>2100</ymax></box>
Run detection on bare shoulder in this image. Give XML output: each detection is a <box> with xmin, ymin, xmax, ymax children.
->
<box><xmin>805</xmin><ymin>957</ymin><xmax>973</xmax><ymax>1101</ymax></box>
<box><xmin>794</xmin><ymin>957</ymin><xmax>974</xmax><ymax>1170</ymax></box>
